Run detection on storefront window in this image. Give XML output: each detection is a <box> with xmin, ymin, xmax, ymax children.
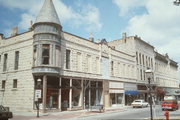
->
<box><xmin>72</xmin><ymin>80</ymin><xmax>82</xmax><ymax>107</ymax></box>
<box><xmin>110</xmin><ymin>93</ymin><xmax>123</xmax><ymax>105</ymax></box>
<box><xmin>46</xmin><ymin>77</ymin><xmax>59</xmax><ymax>109</ymax></box>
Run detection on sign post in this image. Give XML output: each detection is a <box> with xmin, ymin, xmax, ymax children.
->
<box><xmin>35</xmin><ymin>90</ymin><xmax>41</xmax><ymax>117</ymax></box>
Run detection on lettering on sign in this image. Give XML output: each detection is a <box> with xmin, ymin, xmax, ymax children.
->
<box><xmin>35</xmin><ymin>90</ymin><xmax>42</xmax><ymax>100</ymax></box>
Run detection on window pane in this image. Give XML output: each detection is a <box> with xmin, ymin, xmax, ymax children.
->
<box><xmin>3</xmin><ymin>54</ymin><xmax>8</xmax><ymax>71</ymax></box>
<box><xmin>42</xmin><ymin>44</ymin><xmax>50</xmax><ymax>65</ymax></box>
<box><xmin>2</xmin><ymin>81</ymin><xmax>6</xmax><ymax>89</ymax></box>
<box><xmin>13</xmin><ymin>79</ymin><xmax>17</xmax><ymax>88</ymax></box>
<box><xmin>14</xmin><ymin>51</ymin><xmax>19</xmax><ymax>70</ymax></box>
<box><xmin>66</xmin><ymin>50</ymin><xmax>70</xmax><ymax>69</ymax></box>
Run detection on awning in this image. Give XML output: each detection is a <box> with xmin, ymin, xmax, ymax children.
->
<box><xmin>125</xmin><ymin>90</ymin><xmax>139</xmax><ymax>95</ymax></box>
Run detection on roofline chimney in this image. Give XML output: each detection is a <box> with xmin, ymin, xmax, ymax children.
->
<box><xmin>11</xmin><ymin>26</ymin><xmax>18</xmax><ymax>37</ymax></box>
<box><xmin>0</xmin><ymin>33</ymin><xmax>4</xmax><ymax>39</ymax></box>
<box><xmin>89</xmin><ymin>32</ymin><xmax>94</xmax><ymax>42</ymax></box>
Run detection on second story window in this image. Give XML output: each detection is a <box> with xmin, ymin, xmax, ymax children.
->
<box><xmin>2</xmin><ymin>80</ymin><xmax>6</xmax><ymax>89</ymax></box>
<box><xmin>13</xmin><ymin>79</ymin><xmax>17</xmax><ymax>88</ymax></box>
<box><xmin>14</xmin><ymin>51</ymin><xmax>19</xmax><ymax>70</ymax></box>
<box><xmin>96</xmin><ymin>57</ymin><xmax>100</xmax><ymax>74</ymax></box>
<box><xmin>77</xmin><ymin>52</ymin><xmax>82</xmax><ymax>71</ymax></box>
<box><xmin>142</xmin><ymin>55</ymin><xmax>144</xmax><ymax>66</ymax></box>
<box><xmin>66</xmin><ymin>49</ymin><xmax>70</xmax><ymax>69</ymax></box>
<box><xmin>87</xmin><ymin>55</ymin><xmax>92</xmax><ymax>72</ymax></box>
<box><xmin>3</xmin><ymin>54</ymin><xmax>8</xmax><ymax>72</ymax></box>
<box><xmin>111</xmin><ymin>61</ymin><xmax>114</xmax><ymax>76</ymax></box>
<box><xmin>33</xmin><ymin>45</ymin><xmax>37</xmax><ymax>66</ymax></box>
<box><xmin>42</xmin><ymin>44</ymin><xmax>50</xmax><ymax>65</ymax></box>
<box><xmin>136</xmin><ymin>52</ymin><xmax>138</xmax><ymax>64</ymax></box>
<box><xmin>139</xmin><ymin>53</ymin><xmax>141</xmax><ymax>65</ymax></box>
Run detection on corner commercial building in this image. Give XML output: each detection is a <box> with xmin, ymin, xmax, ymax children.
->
<box><xmin>0</xmin><ymin>0</ymin><xmax>179</xmax><ymax>112</ymax></box>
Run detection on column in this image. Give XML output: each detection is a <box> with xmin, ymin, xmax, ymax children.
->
<box><xmin>38</xmin><ymin>44</ymin><xmax>42</xmax><ymax>65</ymax></box>
<box><xmin>69</xmin><ymin>78</ymin><xmax>72</xmax><ymax>110</ymax></box>
<box><xmin>58</xmin><ymin>77</ymin><xmax>61</xmax><ymax>111</ymax></box>
<box><xmin>88</xmin><ymin>81</ymin><xmax>91</xmax><ymax>108</ymax></box>
<box><xmin>80</xmin><ymin>78</ymin><xmax>83</xmax><ymax>107</ymax></box>
<box><xmin>95</xmin><ymin>82</ymin><xmax>99</xmax><ymax>105</ymax></box>
<box><xmin>122</xmin><ymin>92</ymin><xmax>125</xmax><ymax>106</ymax></box>
<box><xmin>42</xmin><ymin>75</ymin><xmax>47</xmax><ymax>113</ymax></box>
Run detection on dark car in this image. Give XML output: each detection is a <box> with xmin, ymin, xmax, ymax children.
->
<box><xmin>0</xmin><ymin>105</ymin><xmax>13</xmax><ymax>120</ymax></box>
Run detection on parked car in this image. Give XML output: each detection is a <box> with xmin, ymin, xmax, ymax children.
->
<box><xmin>0</xmin><ymin>105</ymin><xmax>13</xmax><ymax>120</ymax></box>
<box><xmin>161</xmin><ymin>95</ymin><xmax>178</xmax><ymax>111</ymax></box>
<box><xmin>162</xmin><ymin>101</ymin><xmax>178</xmax><ymax>111</ymax></box>
<box><xmin>131</xmin><ymin>99</ymin><xmax>149</xmax><ymax>108</ymax></box>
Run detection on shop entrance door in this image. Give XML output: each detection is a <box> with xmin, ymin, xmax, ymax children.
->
<box><xmin>46</xmin><ymin>88</ymin><xmax>59</xmax><ymax>109</ymax></box>
<box><xmin>61</xmin><ymin>89</ymin><xmax>69</xmax><ymax>111</ymax></box>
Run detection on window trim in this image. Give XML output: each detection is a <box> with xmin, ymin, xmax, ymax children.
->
<box><xmin>14</xmin><ymin>51</ymin><xmax>19</xmax><ymax>70</ymax></box>
<box><xmin>3</xmin><ymin>54</ymin><xmax>8</xmax><ymax>72</ymax></box>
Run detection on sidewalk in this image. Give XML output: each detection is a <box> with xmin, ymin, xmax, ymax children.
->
<box><xmin>11</xmin><ymin>106</ymin><xmax>180</xmax><ymax>120</ymax></box>
<box><xmin>11</xmin><ymin>106</ymin><xmax>125</xmax><ymax>120</ymax></box>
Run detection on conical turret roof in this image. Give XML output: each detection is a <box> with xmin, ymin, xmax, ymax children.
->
<box><xmin>35</xmin><ymin>0</ymin><xmax>60</xmax><ymax>25</ymax></box>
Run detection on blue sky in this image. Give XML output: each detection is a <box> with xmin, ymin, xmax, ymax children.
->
<box><xmin>0</xmin><ymin>0</ymin><xmax>180</xmax><ymax>76</ymax></box>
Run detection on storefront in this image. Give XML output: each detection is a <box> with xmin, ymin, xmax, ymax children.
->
<box><xmin>164</xmin><ymin>88</ymin><xmax>180</xmax><ymax>100</ymax></box>
<box><xmin>124</xmin><ymin>83</ymin><xmax>139</xmax><ymax>105</ymax></box>
<box><xmin>61</xmin><ymin>78</ymin><xmax>83</xmax><ymax>110</ymax></box>
<box><xmin>85</xmin><ymin>81</ymin><xmax>103</xmax><ymax>108</ymax></box>
<box><xmin>137</xmin><ymin>84</ymin><xmax>148</xmax><ymax>101</ymax></box>
<box><xmin>109</xmin><ymin>81</ymin><xmax>124</xmax><ymax>107</ymax></box>
<box><xmin>34</xmin><ymin>76</ymin><xmax>103</xmax><ymax>112</ymax></box>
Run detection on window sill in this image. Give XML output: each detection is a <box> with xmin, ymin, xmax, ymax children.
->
<box><xmin>0</xmin><ymin>89</ymin><xmax>5</xmax><ymax>91</ymax></box>
<box><xmin>11</xmin><ymin>88</ymin><xmax>18</xmax><ymax>91</ymax></box>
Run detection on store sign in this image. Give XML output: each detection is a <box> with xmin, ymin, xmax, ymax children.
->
<box><xmin>175</xmin><ymin>90</ymin><xmax>180</xmax><ymax>93</ymax></box>
<box><xmin>109</xmin><ymin>82</ymin><xmax>123</xmax><ymax>89</ymax></box>
<box><xmin>124</xmin><ymin>83</ymin><xmax>137</xmax><ymax>90</ymax></box>
<box><xmin>137</xmin><ymin>85</ymin><xmax>147</xmax><ymax>90</ymax></box>
<box><xmin>35</xmin><ymin>90</ymin><xmax>42</xmax><ymax>100</ymax></box>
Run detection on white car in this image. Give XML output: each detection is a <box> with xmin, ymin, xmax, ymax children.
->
<box><xmin>131</xmin><ymin>99</ymin><xmax>149</xmax><ymax>108</ymax></box>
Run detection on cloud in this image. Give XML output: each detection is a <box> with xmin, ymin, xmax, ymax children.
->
<box><xmin>112</xmin><ymin>0</ymin><xmax>147</xmax><ymax>17</ymax></box>
<box><xmin>0</xmin><ymin>0</ymin><xmax>102</xmax><ymax>34</ymax></box>
<box><xmin>114</xmin><ymin>0</ymin><xmax>180</xmax><ymax>64</ymax></box>
<box><xmin>54</xmin><ymin>0</ymin><xmax>102</xmax><ymax>32</ymax></box>
<box><xmin>19</xmin><ymin>13</ymin><xmax>35</xmax><ymax>30</ymax></box>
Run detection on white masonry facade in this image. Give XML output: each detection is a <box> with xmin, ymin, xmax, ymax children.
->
<box><xmin>0</xmin><ymin>0</ymin><xmax>179</xmax><ymax>112</ymax></box>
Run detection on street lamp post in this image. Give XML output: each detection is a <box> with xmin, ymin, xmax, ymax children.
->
<box><xmin>36</xmin><ymin>78</ymin><xmax>42</xmax><ymax>118</ymax></box>
<box><xmin>174</xmin><ymin>0</ymin><xmax>180</xmax><ymax>6</ymax></box>
<box><xmin>145</xmin><ymin>69</ymin><xmax>153</xmax><ymax>120</ymax></box>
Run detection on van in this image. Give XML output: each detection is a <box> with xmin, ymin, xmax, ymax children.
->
<box><xmin>161</xmin><ymin>95</ymin><xmax>178</xmax><ymax>111</ymax></box>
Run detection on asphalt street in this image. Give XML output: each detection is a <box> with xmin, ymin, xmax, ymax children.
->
<box><xmin>10</xmin><ymin>104</ymin><xmax>180</xmax><ymax>120</ymax></box>
<box><xmin>72</xmin><ymin>105</ymin><xmax>180</xmax><ymax>120</ymax></box>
